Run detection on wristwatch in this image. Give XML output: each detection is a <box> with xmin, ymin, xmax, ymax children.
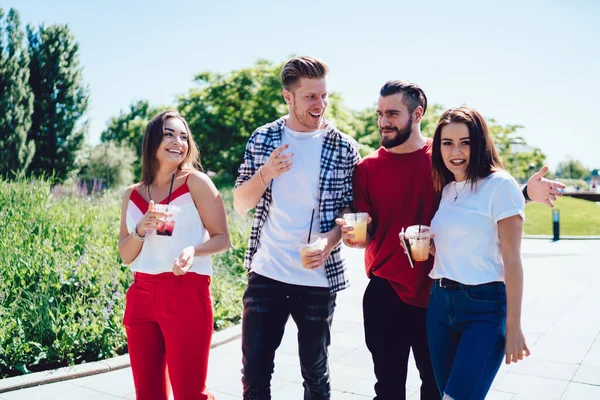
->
<box><xmin>131</xmin><ymin>225</ymin><xmax>145</xmax><ymax>242</ymax></box>
<box><xmin>522</xmin><ymin>185</ymin><xmax>532</xmax><ymax>202</ymax></box>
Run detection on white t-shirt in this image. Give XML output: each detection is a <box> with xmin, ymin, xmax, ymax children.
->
<box><xmin>251</xmin><ymin>125</ymin><xmax>329</xmax><ymax>287</ymax></box>
<box><xmin>429</xmin><ymin>171</ymin><xmax>525</xmax><ymax>284</ymax></box>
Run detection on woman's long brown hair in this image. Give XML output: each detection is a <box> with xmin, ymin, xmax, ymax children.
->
<box><xmin>432</xmin><ymin>106</ymin><xmax>503</xmax><ymax>191</ymax></box>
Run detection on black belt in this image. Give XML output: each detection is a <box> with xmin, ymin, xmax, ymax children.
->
<box><xmin>436</xmin><ymin>278</ymin><xmax>503</xmax><ymax>289</ymax></box>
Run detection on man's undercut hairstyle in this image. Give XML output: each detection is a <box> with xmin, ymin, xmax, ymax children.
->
<box><xmin>281</xmin><ymin>56</ymin><xmax>329</xmax><ymax>91</ymax></box>
<box><xmin>380</xmin><ymin>80</ymin><xmax>428</xmax><ymax>115</ymax></box>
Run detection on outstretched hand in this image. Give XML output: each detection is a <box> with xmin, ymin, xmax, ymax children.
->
<box><xmin>527</xmin><ymin>166</ymin><xmax>566</xmax><ymax>208</ymax></box>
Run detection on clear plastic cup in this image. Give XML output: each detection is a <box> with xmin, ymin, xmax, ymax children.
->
<box><xmin>343</xmin><ymin>212</ymin><xmax>369</xmax><ymax>245</ymax></box>
<box><xmin>298</xmin><ymin>235</ymin><xmax>328</xmax><ymax>269</ymax></box>
<box><xmin>405</xmin><ymin>225</ymin><xmax>431</xmax><ymax>262</ymax></box>
<box><xmin>153</xmin><ymin>204</ymin><xmax>180</xmax><ymax>237</ymax></box>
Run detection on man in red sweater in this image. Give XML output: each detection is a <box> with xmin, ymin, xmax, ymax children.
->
<box><xmin>336</xmin><ymin>81</ymin><xmax>564</xmax><ymax>400</ymax></box>
<box><xmin>345</xmin><ymin>81</ymin><xmax>440</xmax><ymax>400</ymax></box>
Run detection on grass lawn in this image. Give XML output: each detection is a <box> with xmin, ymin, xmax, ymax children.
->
<box><xmin>524</xmin><ymin>196</ymin><xmax>600</xmax><ymax>236</ymax></box>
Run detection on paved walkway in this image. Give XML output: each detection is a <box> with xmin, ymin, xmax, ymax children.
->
<box><xmin>2</xmin><ymin>240</ymin><xmax>599</xmax><ymax>399</ymax></box>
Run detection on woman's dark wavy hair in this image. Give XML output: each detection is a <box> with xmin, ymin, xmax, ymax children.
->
<box><xmin>432</xmin><ymin>106</ymin><xmax>503</xmax><ymax>191</ymax></box>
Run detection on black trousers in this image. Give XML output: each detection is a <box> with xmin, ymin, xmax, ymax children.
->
<box><xmin>241</xmin><ymin>272</ymin><xmax>336</xmax><ymax>400</ymax></box>
<box><xmin>363</xmin><ymin>276</ymin><xmax>440</xmax><ymax>400</ymax></box>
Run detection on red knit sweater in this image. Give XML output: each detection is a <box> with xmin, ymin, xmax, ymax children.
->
<box><xmin>353</xmin><ymin>140</ymin><xmax>439</xmax><ymax>308</ymax></box>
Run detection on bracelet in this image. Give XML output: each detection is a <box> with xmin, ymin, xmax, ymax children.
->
<box><xmin>522</xmin><ymin>185</ymin><xmax>532</xmax><ymax>202</ymax></box>
<box><xmin>258</xmin><ymin>166</ymin><xmax>267</xmax><ymax>187</ymax></box>
<box><xmin>131</xmin><ymin>225</ymin><xmax>145</xmax><ymax>242</ymax></box>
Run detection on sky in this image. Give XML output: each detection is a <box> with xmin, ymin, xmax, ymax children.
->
<box><xmin>7</xmin><ymin>0</ymin><xmax>600</xmax><ymax>171</ymax></box>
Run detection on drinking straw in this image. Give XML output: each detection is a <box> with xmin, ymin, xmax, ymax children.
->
<box><xmin>166</xmin><ymin>173</ymin><xmax>175</xmax><ymax>207</ymax></box>
<box><xmin>307</xmin><ymin>209</ymin><xmax>315</xmax><ymax>244</ymax></box>
<box><xmin>417</xmin><ymin>198</ymin><xmax>424</xmax><ymax>233</ymax></box>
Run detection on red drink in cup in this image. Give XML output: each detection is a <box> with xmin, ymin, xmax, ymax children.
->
<box><xmin>153</xmin><ymin>204</ymin><xmax>180</xmax><ymax>236</ymax></box>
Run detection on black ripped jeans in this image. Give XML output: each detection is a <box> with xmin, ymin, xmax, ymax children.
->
<box><xmin>241</xmin><ymin>272</ymin><xmax>336</xmax><ymax>400</ymax></box>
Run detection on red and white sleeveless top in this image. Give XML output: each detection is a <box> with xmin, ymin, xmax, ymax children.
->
<box><xmin>125</xmin><ymin>176</ymin><xmax>212</xmax><ymax>276</ymax></box>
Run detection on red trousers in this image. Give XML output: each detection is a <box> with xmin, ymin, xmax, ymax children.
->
<box><xmin>123</xmin><ymin>272</ymin><xmax>214</xmax><ymax>400</ymax></box>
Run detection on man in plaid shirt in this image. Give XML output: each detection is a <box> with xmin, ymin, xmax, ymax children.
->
<box><xmin>234</xmin><ymin>56</ymin><xmax>360</xmax><ymax>400</ymax></box>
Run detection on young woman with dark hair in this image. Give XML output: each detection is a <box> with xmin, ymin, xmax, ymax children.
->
<box><xmin>427</xmin><ymin>106</ymin><xmax>530</xmax><ymax>400</ymax></box>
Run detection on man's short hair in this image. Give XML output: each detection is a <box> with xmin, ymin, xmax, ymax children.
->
<box><xmin>281</xmin><ymin>56</ymin><xmax>329</xmax><ymax>90</ymax></box>
<box><xmin>380</xmin><ymin>80</ymin><xmax>428</xmax><ymax>115</ymax></box>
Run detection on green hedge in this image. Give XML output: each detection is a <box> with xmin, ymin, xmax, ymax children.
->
<box><xmin>0</xmin><ymin>178</ymin><xmax>250</xmax><ymax>378</ymax></box>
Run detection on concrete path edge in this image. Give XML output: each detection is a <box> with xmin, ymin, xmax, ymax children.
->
<box><xmin>522</xmin><ymin>234</ymin><xmax>600</xmax><ymax>240</ymax></box>
<box><xmin>0</xmin><ymin>323</ymin><xmax>242</xmax><ymax>393</ymax></box>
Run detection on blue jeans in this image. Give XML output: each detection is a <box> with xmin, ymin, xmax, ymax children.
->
<box><xmin>426</xmin><ymin>279</ymin><xmax>506</xmax><ymax>400</ymax></box>
<box><xmin>241</xmin><ymin>272</ymin><xmax>336</xmax><ymax>400</ymax></box>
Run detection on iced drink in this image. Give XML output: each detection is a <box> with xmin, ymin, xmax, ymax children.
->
<box><xmin>343</xmin><ymin>213</ymin><xmax>369</xmax><ymax>245</ymax></box>
<box><xmin>298</xmin><ymin>235</ymin><xmax>328</xmax><ymax>269</ymax></box>
<box><xmin>405</xmin><ymin>225</ymin><xmax>431</xmax><ymax>262</ymax></box>
<box><xmin>153</xmin><ymin>204</ymin><xmax>180</xmax><ymax>237</ymax></box>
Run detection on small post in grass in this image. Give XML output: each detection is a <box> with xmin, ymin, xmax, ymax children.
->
<box><xmin>552</xmin><ymin>209</ymin><xmax>560</xmax><ymax>241</ymax></box>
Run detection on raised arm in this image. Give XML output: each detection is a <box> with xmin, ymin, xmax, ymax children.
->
<box><xmin>233</xmin><ymin>144</ymin><xmax>294</xmax><ymax>214</ymax></box>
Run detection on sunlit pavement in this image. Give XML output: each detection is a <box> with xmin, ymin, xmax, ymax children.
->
<box><xmin>3</xmin><ymin>240</ymin><xmax>599</xmax><ymax>399</ymax></box>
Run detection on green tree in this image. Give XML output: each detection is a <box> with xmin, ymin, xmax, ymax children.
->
<box><xmin>177</xmin><ymin>59</ymin><xmax>359</xmax><ymax>175</ymax></box>
<box><xmin>79</xmin><ymin>141</ymin><xmax>137</xmax><ymax>189</ymax></box>
<box><xmin>488</xmin><ymin>120</ymin><xmax>546</xmax><ymax>182</ymax></box>
<box><xmin>100</xmin><ymin>100</ymin><xmax>169</xmax><ymax>180</ymax></box>
<box><xmin>555</xmin><ymin>159</ymin><xmax>590</xmax><ymax>180</ymax></box>
<box><xmin>26</xmin><ymin>23</ymin><xmax>89</xmax><ymax>181</ymax></box>
<box><xmin>0</xmin><ymin>8</ymin><xmax>34</xmax><ymax>178</ymax></box>
<box><xmin>178</xmin><ymin>59</ymin><xmax>286</xmax><ymax>175</ymax></box>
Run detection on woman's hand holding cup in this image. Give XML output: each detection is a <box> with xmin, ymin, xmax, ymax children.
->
<box><xmin>136</xmin><ymin>200</ymin><xmax>173</xmax><ymax>236</ymax></box>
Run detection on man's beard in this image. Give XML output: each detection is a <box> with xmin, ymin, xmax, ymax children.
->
<box><xmin>380</xmin><ymin>116</ymin><xmax>412</xmax><ymax>148</ymax></box>
<box><xmin>291</xmin><ymin>98</ymin><xmax>322</xmax><ymax>131</ymax></box>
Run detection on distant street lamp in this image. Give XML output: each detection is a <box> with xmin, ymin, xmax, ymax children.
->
<box><xmin>509</xmin><ymin>139</ymin><xmax>534</xmax><ymax>183</ymax></box>
<box><xmin>529</xmin><ymin>162</ymin><xmax>536</xmax><ymax>179</ymax></box>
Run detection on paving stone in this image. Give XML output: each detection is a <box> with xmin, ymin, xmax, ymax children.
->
<box><xmin>560</xmin><ymin>382</ymin><xmax>600</xmax><ymax>400</ymax></box>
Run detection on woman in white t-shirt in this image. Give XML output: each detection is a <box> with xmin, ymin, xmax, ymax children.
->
<box><xmin>427</xmin><ymin>107</ymin><xmax>530</xmax><ymax>400</ymax></box>
<box><xmin>118</xmin><ymin>110</ymin><xmax>230</xmax><ymax>400</ymax></box>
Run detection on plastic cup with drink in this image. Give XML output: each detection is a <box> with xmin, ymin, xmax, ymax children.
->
<box><xmin>343</xmin><ymin>212</ymin><xmax>369</xmax><ymax>245</ymax></box>
<box><xmin>405</xmin><ymin>225</ymin><xmax>431</xmax><ymax>262</ymax></box>
<box><xmin>298</xmin><ymin>208</ymin><xmax>328</xmax><ymax>269</ymax></box>
<box><xmin>298</xmin><ymin>235</ymin><xmax>328</xmax><ymax>269</ymax></box>
<box><xmin>153</xmin><ymin>204</ymin><xmax>179</xmax><ymax>236</ymax></box>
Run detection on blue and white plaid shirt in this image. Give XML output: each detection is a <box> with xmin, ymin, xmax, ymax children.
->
<box><xmin>234</xmin><ymin>116</ymin><xmax>361</xmax><ymax>293</ymax></box>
